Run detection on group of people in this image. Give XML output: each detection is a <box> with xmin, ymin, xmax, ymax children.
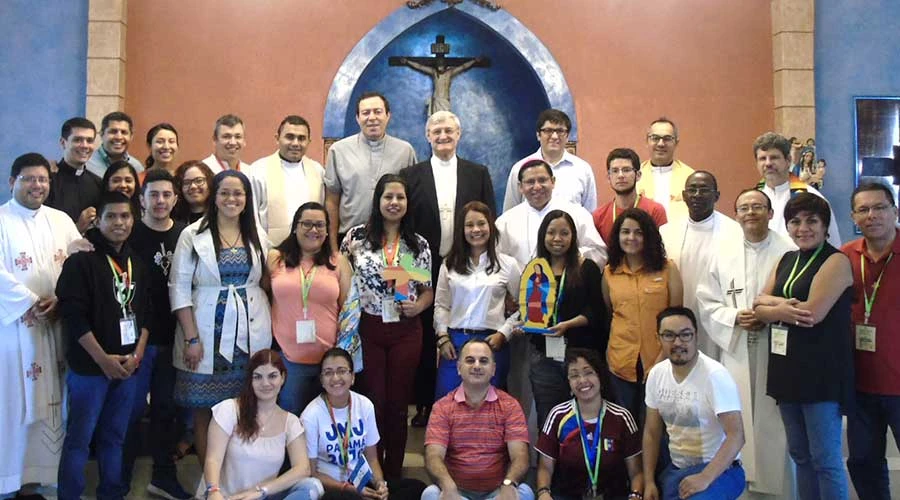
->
<box><xmin>1</xmin><ymin>89</ymin><xmax>898</xmax><ymax>500</ymax></box>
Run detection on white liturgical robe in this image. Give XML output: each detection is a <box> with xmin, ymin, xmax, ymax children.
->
<box><xmin>696</xmin><ymin>229</ymin><xmax>796</xmax><ymax>497</ymax></box>
<box><xmin>0</xmin><ymin>199</ymin><xmax>80</xmax><ymax>492</ymax></box>
<box><xmin>660</xmin><ymin>211</ymin><xmax>743</xmax><ymax>360</ymax></box>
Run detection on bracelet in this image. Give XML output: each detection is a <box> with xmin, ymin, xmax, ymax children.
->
<box><xmin>628</xmin><ymin>492</ymin><xmax>643</xmax><ymax>499</ymax></box>
<box><xmin>205</xmin><ymin>484</ymin><xmax>220</xmax><ymax>498</ymax></box>
<box><xmin>436</xmin><ymin>335</ymin><xmax>450</xmax><ymax>347</ymax></box>
<box><xmin>185</xmin><ymin>336</ymin><xmax>200</xmax><ymax>346</ymax></box>
<box><xmin>536</xmin><ymin>487</ymin><xmax>551</xmax><ymax>497</ymax></box>
<box><xmin>255</xmin><ymin>484</ymin><xmax>269</xmax><ymax>499</ymax></box>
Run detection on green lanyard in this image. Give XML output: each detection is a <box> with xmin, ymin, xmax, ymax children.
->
<box><xmin>551</xmin><ymin>270</ymin><xmax>567</xmax><ymax>326</ymax></box>
<box><xmin>324</xmin><ymin>394</ymin><xmax>352</xmax><ymax>470</ymax></box>
<box><xmin>574</xmin><ymin>400</ymin><xmax>606</xmax><ymax>496</ymax></box>
<box><xmin>781</xmin><ymin>243</ymin><xmax>824</xmax><ymax>299</ymax></box>
<box><xmin>106</xmin><ymin>256</ymin><xmax>134</xmax><ymax>318</ymax></box>
<box><xmin>299</xmin><ymin>264</ymin><xmax>318</xmax><ymax>319</ymax></box>
<box><xmin>861</xmin><ymin>252</ymin><xmax>893</xmax><ymax>324</ymax></box>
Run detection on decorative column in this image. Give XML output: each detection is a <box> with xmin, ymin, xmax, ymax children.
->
<box><xmin>86</xmin><ymin>0</ymin><xmax>127</xmax><ymax>126</ymax></box>
<box><xmin>771</xmin><ymin>0</ymin><xmax>815</xmax><ymax>140</ymax></box>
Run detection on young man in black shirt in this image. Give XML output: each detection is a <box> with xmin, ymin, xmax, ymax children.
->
<box><xmin>122</xmin><ymin>169</ymin><xmax>191</xmax><ymax>499</ymax></box>
<box><xmin>56</xmin><ymin>191</ymin><xmax>151</xmax><ymax>500</ymax></box>
<box><xmin>45</xmin><ymin>117</ymin><xmax>103</xmax><ymax>233</ymax></box>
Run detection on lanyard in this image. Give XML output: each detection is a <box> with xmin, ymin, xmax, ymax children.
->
<box><xmin>381</xmin><ymin>234</ymin><xmax>400</xmax><ymax>267</ymax></box>
<box><xmin>781</xmin><ymin>243</ymin><xmax>824</xmax><ymax>299</ymax></box>
<box><xmin>861</xmin><ymin>252</ymin><xmax>894</xmax><ymax>324</ymax></box>
<box><xmin>324</xmin><ymin>394</ymin><xmax>352</xmax><ymax>469</ymax></box>
<box><xmin>612</xmin><ymin>194</ymin><xmax>641</xmax><ymax>222</ymax></box>
<box><xmin>106</xmin><ymin>256</ymin><xmax>134</xmax><ymax>317</ymax></box>
<box><xmin>551</xmin><ymin>270</ymin><xmax>567</xmax><ymax>326</ymax></box>
<box><xmin>574</xmin><ymin>400</ymin><xmax>606</xmax><ymax>494</ymax></box>
<box><xmin>298</xmin><ymin>263</ymin><xmax>318</xmax><ymax>319</ymax></box>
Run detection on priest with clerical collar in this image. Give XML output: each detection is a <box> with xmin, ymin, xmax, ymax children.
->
<box><xmin>636</xmin><ymin>117</ymin><xmax>695</xmax><ymax>222</ymax></box>
<box><xmin>202</xmin><ymin>114</ymin><xmax>251</xmax><ymax>174</ymax></box>
<box><xmin>46</xmin><ymin>117</ymin><xmax>104</xmax><ymax>234</ymax></box>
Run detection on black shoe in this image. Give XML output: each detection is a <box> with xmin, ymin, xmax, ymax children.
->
<box><xmin>411</xmin><ymin>406</ymin><xmax>430</xmax><ymax>427</ymax></box>
<box><xmin>147</xmin><ymin>478</ymin><xmax>194</xmax><ymax>500</ymax></box>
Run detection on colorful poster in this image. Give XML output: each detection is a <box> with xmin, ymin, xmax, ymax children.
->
<box><xmin>519</xmin><ymin>257</ymin><xmax>557</xmax><ymax>334</ymax></box>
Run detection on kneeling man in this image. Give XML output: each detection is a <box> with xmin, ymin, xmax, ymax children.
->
<box><xmin>423</xmin><ymin>339</ymin><xmax>533</xmax><ymax>500</ymax></box>
<box><xmin>643</xmin><ymin>307</ymin><xmax>745</xmax><ymax>500</ymax></box>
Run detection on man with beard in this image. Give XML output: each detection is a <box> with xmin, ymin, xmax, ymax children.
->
<box><xmin>635</xmin><ymin>118</ymin><xmax>694</xmax><ymax>222</ymax></box>
<box><xmin>642</xmin><ymin>307</ymin><xmax>745</xmax><ymax>500</ymax></box>
<box><xmin>660</xmin><ymin>171</ymin><xmax>742</xmax><ymax>360</ymax></box>
<box><xmin>593</xmin><ymin>148</ymin><xmax>668</xmax><ymax>241</ymax></box>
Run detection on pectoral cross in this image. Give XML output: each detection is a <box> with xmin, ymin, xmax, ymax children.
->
<box><xmin>726</xmin><ymin>279</ymin><xmax>744</xmax><ymax>308</ymax></box>
<box><xmin>15</xmin><ymin>252</ymin><xmax>32</xmax><ymax>271</ymax></box>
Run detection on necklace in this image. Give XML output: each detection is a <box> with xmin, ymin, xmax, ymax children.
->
<box><xmin>257</xmin><ymin>407</ymin><xmax>277</xmax><ymax>433</ymax></box>
<box><xmin>221</xmin><ymin>231</ymin><xmax>242</xmax><ymax>254</ymax></box>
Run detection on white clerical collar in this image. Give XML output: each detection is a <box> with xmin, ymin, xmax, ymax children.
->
<box><xmin>651</xmin><ymin>163</ymin><xmax>673</xmax><ymax>173</ymax></box>
<box><xmin>364</xmin><ymin>135</ymin><xmax>386</xmax><ymax>149</ymax></box>
<box><xmin>279</xmin><ymin>155</ymin><xmax>303</xmax><ymax>168</ymax></box>
<box><xmin>527</xmin><ymin>199</ymin><xmax>554</xmax><ymax>216</ymax></box>
<box><xmin>430</xmin><ymin>155</ymin><xmax>457</xmax><ymax>169</ymax></box>
<box><xmin>744</xmin><ymin>233</ymin><xmax>771</xmax><ymax>251</ymax></box>
<box><xmin>688</xmin><ymin>212</ymin><xmax>715</xmax><ymax>229</ymax></box>
<box><xmin>10</xmin><ymin>197</ymin><xmax>40</xmax><ymax>218</ymax></box>
<box><xmin>771</xmin><ymin>180</ymin><xmax>790</xmax><ymax>193</ymax></box>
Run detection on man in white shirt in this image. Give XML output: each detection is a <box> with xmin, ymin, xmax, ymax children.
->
<box><xmin>635</xmin><ymin>117</ymin><xmax>694</xmax><ymax>221</ymax></box>
<box><xmin>202</xmin><ymin>114</ymin><xmax>250</xmax><ymax>174</ymax></box>
<box><xmin>249</xmin><ymin>115</ymin><xmax>325</xmax><ymax>245</ymax></box>
<box><xmin>502</xmin><ymin>109</ymin><xmax>597</xmax><ymax>213</ymax></box>
<box><xmin>643</xmin><ymin>307</ymin><xmax>746</xmax><ymax>500</ymax></box>
<box><xmin>0</xmin><ymin>153</ymin><xmax>81</xmax><ymax>497</ymax></box>
<box><xmin>660</xmin><ymin>171</ymin><xmax>742</xmax><ymax>360</ymax></box>
<box><xmin>696</xmin><ymin>189</ymin><xmax>796</xmax><ymax>498</ymax></box>
<box><xmin>753</xmin><ymin>131</ymin><xmax>840</xmax><ymax>247</ymax></box>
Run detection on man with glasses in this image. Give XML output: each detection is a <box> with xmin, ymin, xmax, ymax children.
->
<box><xmin>249</xmin><ymin>115</ymin><xmax>325</xmax><ymax>245</ymax></box>
<box><xmin>696</xmin><ymin>189</ymin><xmax>795</xmax><ymax>499</ymax></box>
<box><xmin>0</xmin><ymin>153</ymin><xmax>82</xmax><ymax>499</ymax></box>
<box><xmin>642</xmin><ymin>307</ymin><xmax>746</xmax><ymax>500</ymax></box>
<box><xmin>660</xmin><ymin>171</ymin><xmax>742</xmax><ymax>359</ymax></box>
<box><xmin>502</xmin><ymin>109</ymin><xmax>597</xmax><ymax>213</ymax></box>
<box><xmin>593</xmin><ymin>147</ymin><xmax>668</xmax><ymax>241</ymax></box>
<box><xmin>753</xmin><ymin>131</ymin><xmax>840</xmax><ymax>247</ymax></box>
<box><xmin>636</xmin><ymin>118</ymin><xmax>695</xmax><ymax>222</ymax></box>
<box><xmin>842</xmin><ymin>182</ymin><xmax>900</xmax><ymax>499</ymax></box>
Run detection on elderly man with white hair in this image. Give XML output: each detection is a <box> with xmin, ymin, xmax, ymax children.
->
<box><xmin>401</xmin><ymin>110</ymin><xmax>496</xmax><ymax>428</ymax></box>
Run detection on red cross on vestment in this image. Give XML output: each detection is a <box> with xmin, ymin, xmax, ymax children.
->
<box><xmin>26</xmin><ymin>362</ymin><xmax>42</xmax><ymax>381</ymax></box>
<box><xmin>15</xmin><ymin>252</ymin><xmax>32</xmax><ymax>271</ymax></box>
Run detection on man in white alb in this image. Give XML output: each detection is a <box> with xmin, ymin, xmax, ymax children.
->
<box><xmin>753</xmin><ymin>131</ymin><xmax>840</xmax><ymax>247</ymax></box>
<box><xmin>635</xmin><ymin>117</ymin><xmax>694</xmax><ymax>222</ymax></box>
<box><xmin>502</xmin><ymin>109</ymin><xmax>597</xmax><ymax>213</ymax></box>
<box><xmin>0</xmin><ymin>153</ymin><xmax>81</xmax><ymax>496</ymax></box>
<box><xmin>696</xmin><ymin>189</ymin><xmax>796</xmax><ymax>498</ymax></box>
<box><xmin>202</xmin><ymin>114</ymin><xmax>251</xmax><ymax>174</ymax></box>
<box><xmin>659</xmin><ymin>171</ymin><xmax>742</xmax><ymax>360</ymax></box>
<box><xmin>249</xmin><ymin>115</ymin><xmax>325</xmax><ymax>245</ymax></box>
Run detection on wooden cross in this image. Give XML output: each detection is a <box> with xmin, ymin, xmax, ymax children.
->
<box><xmin>726</xmin><ymin>279</ymin><xmax>744</xmax><ymax>308</ymax></box>
<box><xmin>15</xmin><ymin>252</ymin><xmax>32</xmax><ymax>271</ymax></box>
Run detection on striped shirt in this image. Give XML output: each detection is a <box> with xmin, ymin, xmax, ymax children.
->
<box><xmin>425</xmin><ymin>386</ymin><xmax>529</xmax><ymax>492</ymax></box>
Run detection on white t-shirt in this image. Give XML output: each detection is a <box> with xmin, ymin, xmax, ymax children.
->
<box><xmin>645</xmin><ymin>352</ymin><xmax>742</xmax><ymax>468</ymax></box>
<box><xmin>301</xmin><ymin>391</ymin><xmax>380</xmax><ymax>482</ymax></box>
<box><xmin>211</xmin><ymin>398</ymin><xmax>305</xmax><ymax>495</ymax></box>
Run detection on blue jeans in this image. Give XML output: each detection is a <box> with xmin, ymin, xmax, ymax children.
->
<box><xmin>421</xmin><ymin>483</ymin><xmax>534</xmax><ymax>500</ymax></box>
<box><xmin>435</xmin><ymin>329</ymin><xmax>510</xmax><ymax>401</ymax></box>
<box><xmin>278</xmin><ymin>352</ymin><xmax>323</xmax><ymax>415</ymax></box>
<box><xmin>847</xmin><ymin>391</ymin><xmax>900</xmax><ymax>500</ymax></box>
<box><xmin>779</xmin><ymin>401</ymin><xmax>848</xmax><ymax>500</ymax></box>
<box><xmin>58</xmin><ymin>371</ymin><xmax>138</xmax><ymax>500</ymax></box>
<box><xmin>271</xmin><ymin>477</ymin><xmax>323</xmax><ymax>500</ymax></box>
<box><xmin>661</xmin><ymin>461</ymin><xmax>745</xmax><ymax>499</ymax></box>
<box><xmin>608</xmin><ymin>372</ymin><xmax>645</xmax><ymax>424</ymax></box>
<box><xmin>528</xmin><ymin>349</ymin><xmax>569</xmax><ymax>429</ymax></box>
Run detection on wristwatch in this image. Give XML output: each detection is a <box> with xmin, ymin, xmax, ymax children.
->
<box><xmin>502</xmin><ymin>479</ymin><xmax>518</xmax><ymax>488</ymax></box>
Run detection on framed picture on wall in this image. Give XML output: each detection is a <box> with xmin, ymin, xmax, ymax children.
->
<box><xmin>853</xmin><ymin>96</ymin><xmax>900</xmax><ymax>234</ymax></box>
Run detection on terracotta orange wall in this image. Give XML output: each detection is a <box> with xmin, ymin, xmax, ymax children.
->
<box><xmin>126</xmin><ymin>0</ymin><xmax>773</xmax><ymax>214</ymax></box>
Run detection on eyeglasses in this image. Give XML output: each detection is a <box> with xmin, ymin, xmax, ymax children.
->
<box><xmin>299</xmin><ymin>220</ymin><xmax>327</xmax><ymax>231</ymax></box>
<box><xmin>322</xmin><ymin>367</ymin><xmax>351</xmax><ymax>378</ymax></box>
<box><xmin>609</xmin><ymin>167</ymin><xmax>636</xmax><ymax>176</ymax></box>
<box><xmin>567</xmin><ymin>369</ymin><xmax>598</xmax><ymax>382</ymax></box>
<box><xmin>539</xmin><ymin>127</ymin><xmax>569</xmax><ymax>137</ymax></box>
<box><xmin>684</xmin><ymin>187</ymin><xmax>715</xmax><ymax>196</ymax></box>
<box><xmin>659</xmin><ymin>330</ymin><xmax>695</xmax><ymax>343</ymax></box>
<box><xmin>853</xmin><ymin>204</ymin><xmax>894</xmax><ymax>216</ymax></box>
<box><xmin>17</xmin><ymin>175</ymin><xmax>50</xmax><ymax>185</ymax></box>
<box><xmin>184</xmin><ymin>177</ymin><xmax>207</xmax><ymax>187</ymax></box>
<box><xmin>648</xmin><ymin>134</ymin><xmax>676</xmax><ymax>144</ymax></box>
<box><xmin>736</xmin><ymin>203</ymin><xmax>768</xmax><ymax>214</ymax></box>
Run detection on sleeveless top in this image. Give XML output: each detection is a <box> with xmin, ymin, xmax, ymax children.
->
<box><xmin>766</xmin><ymin>243</ymin><xmax>853</xmax><ymax>407</ymax></box>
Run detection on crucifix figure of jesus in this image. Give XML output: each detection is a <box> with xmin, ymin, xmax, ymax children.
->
<box><xmin>390</xmin><ymin>35</ymin><xmax>490</xmax><ymax>114</ymax></box>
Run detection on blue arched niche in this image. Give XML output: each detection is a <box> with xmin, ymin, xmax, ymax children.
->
<box><xmin>323</xmin><ymin>4</ymin><xmax>576</xmax><ymax>208</ymax></box>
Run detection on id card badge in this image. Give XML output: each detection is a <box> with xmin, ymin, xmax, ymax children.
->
<box><xmin>546</xmin><ymin>336</ymin><xmax>566</xmax><ymax>361</ymax></box>
<box><xmin>771</xmin><ymin>325</ymin><xmax>788</xmax><ymax>356</ymax></box>
<box><xmin>855</xmin><ymin>324</ymin><xmax>876</xmax><ymax>352</ymax></box>
<box><xmin>348</xmin><ymin>454</ymin><xmax>373</xmax><ymax>492</ymax></box>
<box><xmin>296</xmin><ymin>320</ymin><xmax>317</xmax><ymax>344</ymax></box>
<box><xmin>381</xmin><ymin>297</ymin><xmax>400</xmax><ymax>323</ymax></box>
<box><xmin>120</xmin><ymin>315</ymin><xmax>137</xmax><ymax>346</ymax></box>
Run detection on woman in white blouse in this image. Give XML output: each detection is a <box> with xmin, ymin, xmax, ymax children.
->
<box><xmin>433</xmin><ymin>201</ymin><xmax>521</xmax><ymax>398</ymax></box>
<box><xmin>205</xmin><ymin>349</ymin><xmax>323</xmax><ymax>500</ymax></box>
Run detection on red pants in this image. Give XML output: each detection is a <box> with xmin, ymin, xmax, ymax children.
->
<box><xmin>359</xmin><ymin>312</ymin><xmax>423</xmax><ymax>479</ymax></box>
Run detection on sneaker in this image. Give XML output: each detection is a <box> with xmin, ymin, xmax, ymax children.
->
<box><xmin>147</xmin><ymin>478</ymin><xmax>194</xmax><ymax>500</ymax></box>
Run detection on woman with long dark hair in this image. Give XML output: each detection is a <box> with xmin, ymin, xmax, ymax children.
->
<box><xmin>170</xmin><ymin>170</ymin><xmax>272</xmax><ymax>467</ymax></box>
<box><xmin>142</xmin><ymin>123</ymin><xmax>179</xmax><ymax>179</ymax></box>
<box><xmin>101</xmin><ymin>159</ymin><xmax>142</xmax><ymax>218</ymax></box>
<box><xmin>269</xmin><ymin>202</ymin><xmax>352</xmax><ymax>415</ymax></box>
<box><xmin>172</xmin><ymin>160</ymin><xmax>215</xmax><ymax>224</ymax></box>
<box><xmin>433</xmin><ymin>201</ymin><xmax>521</xmax><ymax>399</ymax></box>
<box><xmin>527</xmin><ymin>209</ymin><xmax>607</xmax><ymax>427</ymax></box>
<box><xmin>602</xmin><ymin>208</ymin><xmax>682</xmax><ymax>420</ymax></box>
<box><xmin>204</xmin><ymin>349</ymin><xmax>322</xmax><ymax>500</ymax></box>
<box><xmin>339</xmin><ymin>173</ymin><xmax>432</xmax><ymax>480</ymax></box>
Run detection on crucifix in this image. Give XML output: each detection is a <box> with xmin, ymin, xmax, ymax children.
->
<box><xmin>726</xmin><ymin>279</ymin><xmax>744</xmax><ymax>308</ymax></box>
<box><xmin>389</xmin><ymin>35</ymin><xmax>490</xmax><ymax>114</ymax></box>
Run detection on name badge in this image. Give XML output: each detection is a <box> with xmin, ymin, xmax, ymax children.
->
<box><xmin>855</xmin><ymin>324</ymin><xmax>876</xmax><ymax>352</ymax></box>
<box><xmin>348</xmin><ymin>454</ymin><xmax>373</xmax><ymax>492</ymax></box>
<box><xmin>296</xmin><ymin>320</ymin><xmax>317</xmax><ymax>344</ymax></box>
<box><xmin>381</xmin><ymin>297</ymin><xmax>400</xmax><ymax>323</ymax></box>
<box><xmin>546</xmin><ymin>336</ymin><xmax>566</xmax><ymax>362</ymax></box>
<box><xmin>771</xmin><ymin>325</ymin><xmax>788</xmax><ymax>356</ymax></box>
<box><xmin>120</xmin><ymin>315</ymin><xmax>137</xmax><ymax>346</ymax></box>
